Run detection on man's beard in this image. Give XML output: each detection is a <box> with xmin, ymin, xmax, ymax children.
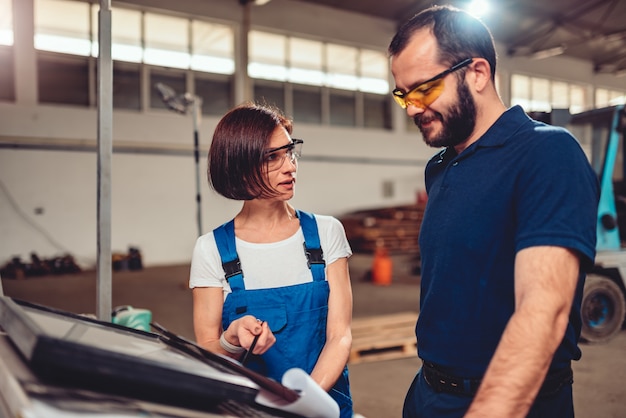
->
<box><xmin>414</xmin><ymin>79</ymin><xmax>477</xmax><ymax>149</ymax></box>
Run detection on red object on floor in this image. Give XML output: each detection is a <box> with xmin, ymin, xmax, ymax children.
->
<box><xmin>372</xmin><ymin>248</ymin><xmax>392</xmax><ymax>286</ymax></box>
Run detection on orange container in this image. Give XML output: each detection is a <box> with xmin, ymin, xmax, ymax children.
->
<box><xmin>372</xmin><ymin>248</ymin><xmax>393</xmax><ymax>286</ymax></box>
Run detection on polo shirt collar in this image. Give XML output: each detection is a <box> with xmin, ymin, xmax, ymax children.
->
<box><xmin>472</xmin><ymin>105</ymin><xmax>530</xmax><ymax>148</ymax></box>
<box><xmin>436</xmin><ymin>105</ymin><xmax>529</xmax><ymax>162</ymax></box>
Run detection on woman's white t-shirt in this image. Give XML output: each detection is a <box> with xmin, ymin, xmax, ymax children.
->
<box><xmin>189</xmin><ymin>214</ymin><xmax>352</xmax><ymax>299</ymax></box>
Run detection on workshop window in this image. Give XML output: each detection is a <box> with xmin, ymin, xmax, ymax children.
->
<box><xmin>195</xmin><ymin>75</ymin><xmax>232</xmax><ymax>116</ymax></box>
<box><xmin>329</xmin><ymin>89</ymin><xmax>356</xmax><ymax>127</ymax></box>
<box><xmin>254</xmin><ymin>80</ymin><xmax>285</xmax><ymax>111</ymax></box>
<box><xmin>97</xmin><ymin>7</ymin><xmax>142</xmax><ymax>63</ymax></box>
<box><xmin>359</xmin><ymin>49</ymin><xmax>389</xmax><ymax>94</ymax></box>
<box><xmin>35</xmin><ymin>0</ymin><xmax>91</xmax><ymax>56</ymax></box>
<box><xmin>191</xmin><ymin>21</ymin><xmax>234</xmax><ymax>75</ymax></box>
<box><xmin>37</xmin><ymin>53</ymin><xmax>90</xmax><ymax>106</ymax></box>
<box><xmin>0</xmin><ymin>46</ymin><xmax>14</xmax><ymax>102</ymax></box>
<box><xmin>551</xmin><ymin>81</ymin><xmax>569</xmax><ymax>109</ymax></box>
<box><xmin>289</xmin><ymin>37</ymin><xmax>324</xmax><ymax>86</ymax></box>
<box><xmin>249</xmin><ymin>30</ymin><xmax>389</xmax><ymax>96</ymax></box>
<box><xmin>144</xmin><ymin>13</ymin><xmax>190</xmax><ymax>69</ymax></box>
<box><xmin>511</xmin><ymin>73</ymin><xmax>588</xmax><ymax>114</ymax></box>
<box><xmin>150</xmin><ymin>71</ymin><xmax>186</xmax><ymax>110</ymax></box>
<box><xmin>596</xmin><ymin>88</ymin><xmax>626</xmax><ymax>107</ymax></box>
<box><xmin>0</xmin><ymin>0</ymin><xmax>13</xmax><ymax>46</ymax></box>
<box><xmin>326</xmin><ymin>44</ymin><xmax>358</xmax><ymax>91</ymax></box>
<box><xmin>113</xmin><ymin>63</ymin><xmax>141</xmax><ymax>110</ymax></box>
<box><xmin>293</xmin><ymin>85</ymin><xmax>322</xmax><ymax>124</ymax></box>
<box><xmin>364</xmin><ymin>93</ymin><xmax>392</xmax><ymax>130</ymax></box>
<box><xmin>249</xmin><ymin>31</ymin><xmax>287</xmax><ymax>81</ymax></box>
<box><xmin>569</xmin><ymin>85</ymin><xmax>586</xmax><ymax>114</ymax></box>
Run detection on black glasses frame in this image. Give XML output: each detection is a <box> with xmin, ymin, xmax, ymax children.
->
<box><xmin>392</xmin><ymin>58</ymin><xmax>474</xmax><ymax>100</ymax></box>
<box><xmin>265</xmin><ymin>138</ymin><xmax>304</xmax><ymax>155</ymax></box>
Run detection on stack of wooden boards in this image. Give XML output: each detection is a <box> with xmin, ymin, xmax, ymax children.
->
<box><xmin>339</xmin><ymin>203</ymin><xmax>426</xmax><ymax>256</ymax></box>
<box><xmin>349</xmin><ymin>311</ymin><xmax>419</xmax><ymax>364</ymax></box>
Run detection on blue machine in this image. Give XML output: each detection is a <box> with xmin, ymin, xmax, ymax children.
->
<box><xmin>569</xmin><ymin>104</ymin><xmax>626</xmax><ymax>343</ymax></box>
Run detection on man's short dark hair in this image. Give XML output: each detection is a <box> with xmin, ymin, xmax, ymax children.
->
<box><xmin>388</xmin><ymin>5</ymin><xmax>497</xmax><ymax>81</ymax></box>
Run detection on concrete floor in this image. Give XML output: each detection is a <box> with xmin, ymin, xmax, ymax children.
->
<box><xmin>2</xmin><ymin>253</ymin><xmax>626</xmax><ymax>417</ymax></box>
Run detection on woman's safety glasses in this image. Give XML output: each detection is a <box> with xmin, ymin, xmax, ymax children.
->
<box><xmin>392</xmin><ymin>58</ymin><xmax>473</xmax><ymax>109</ymax></box>
<box><xmin>264</xmin><ymin>139</ymin><xmax>304</xmax><ymax>171</ymax></box>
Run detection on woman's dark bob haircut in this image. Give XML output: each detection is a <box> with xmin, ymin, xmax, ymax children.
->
<box><xmin>208</xmin><ymin>102</ymin><xmax>293</xmax><ymax>200</ymax></box>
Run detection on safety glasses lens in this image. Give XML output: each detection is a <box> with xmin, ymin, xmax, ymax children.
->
<box><xmin>397</xmin><ymin>78</ymin><xmax>445</xmax><ymax>109</ymax></box>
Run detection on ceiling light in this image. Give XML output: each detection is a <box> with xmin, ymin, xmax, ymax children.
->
<box><xmin>239</xmin><ymin>0</ymin><xmax>272</xmax><ymax>5</ymax></box>
<box><xmin>466</xmin><ymin>0</ymin><xmax>490</xmax><ymax>18</ymax></box>
<box><xmin>530</xmin><ymin>45</ymin><xmax>566</xmax><ymax>60</ymax></box>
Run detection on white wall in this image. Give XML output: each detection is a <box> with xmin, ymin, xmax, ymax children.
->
<box><xmin>0</xmin><ymin>101</ymin><xmax>429</xmax><ymax>267</ymax></box>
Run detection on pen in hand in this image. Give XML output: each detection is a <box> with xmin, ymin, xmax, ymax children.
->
<box><xmin>241</xmin><ymin>321</ymin><xmax>264</xmax><ymax>366</ymax></box>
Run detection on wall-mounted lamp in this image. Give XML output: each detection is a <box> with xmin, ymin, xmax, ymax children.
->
<box><xmin>155</xmin><ymin>83</ymin><xmax>204</xmax><ymax>237</ymax></box>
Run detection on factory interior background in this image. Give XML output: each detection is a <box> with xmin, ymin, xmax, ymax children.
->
<box><xmin>1</xmin><ymin>0</ymin><xmax>624</xmax><ymax>271</ymax></box>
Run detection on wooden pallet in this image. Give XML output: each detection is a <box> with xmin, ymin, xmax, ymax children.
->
<box><xmin>349</xmin><ymin>311</ymin><xmax>419</xmax><ymax>364</ymax></box>
<box><xmin>340</xmin><ymin>203</ymin><xmax>425</xmax><ymax>256</ymax></box>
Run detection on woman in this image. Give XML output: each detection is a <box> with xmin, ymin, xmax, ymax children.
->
<box><xmin>189</xmin><ymin>102</ymin><xmax>354</xmax><ymax>417</ymax></box>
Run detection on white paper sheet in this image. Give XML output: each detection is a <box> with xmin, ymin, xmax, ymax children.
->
<box><xmin>255</xmin><ymin>368</ymin><xmax>340</xmax><ymax>418</ymax></box>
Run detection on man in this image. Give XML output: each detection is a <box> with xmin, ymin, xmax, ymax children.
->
<box><xmin>388</xmin><ymin>5</ymin><xmax>599</xmax><ymax>418</ymax></box>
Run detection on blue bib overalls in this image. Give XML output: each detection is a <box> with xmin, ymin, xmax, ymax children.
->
<box><xmin>213</xmin><ymin>210</ymin><xmax>353</xmax><ymax>417</ymax></box>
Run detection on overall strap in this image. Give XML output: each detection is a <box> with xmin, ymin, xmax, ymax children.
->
<box><xmin>296</xmin><ymin>210</ymin><xmax>326</xmax><ymax>282</ymax></box>
<box><xmin>213</xmin><ymin>220</ymin><xmax>245</xmax><ymax>291</ymax></box>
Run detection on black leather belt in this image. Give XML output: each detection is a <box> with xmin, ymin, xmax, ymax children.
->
<box><xmin>422</xmin><ymin>361</ymin><xmax>573</xmax><ymax>398</ymax></box>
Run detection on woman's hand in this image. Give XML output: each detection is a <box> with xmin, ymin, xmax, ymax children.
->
<box><xmin>223</xmin><ymin>315</ymin><xmax>276</xmax><ymax>355</ymax></box>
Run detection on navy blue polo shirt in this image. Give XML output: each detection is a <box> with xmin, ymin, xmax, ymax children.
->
<box><xmin>417</xmin><ymin>105</ymin><xmax>599</xmax><ymax>377</ymax></box>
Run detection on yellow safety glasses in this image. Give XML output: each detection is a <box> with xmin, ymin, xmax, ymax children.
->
<box><xmin>392</xmin><ymin>58</ymin><xmax>473</xmax><ymax>109</ymax></box>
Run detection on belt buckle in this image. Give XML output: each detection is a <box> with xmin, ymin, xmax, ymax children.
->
<box><xmin>422</xmin><ymin>361</ymin><xmax>476</xmax><ymax>396</ymax></box>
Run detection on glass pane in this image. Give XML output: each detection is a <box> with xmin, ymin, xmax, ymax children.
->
<box><xmin>329</xmin><ymin>91</ymin><xmax>355</xmax><ymax>127</ymax></box>
<box><xmin>360</xmin><ymin>49</ymin><xmax>387</xmax><ymax>78</ymax></box>
<box><xmin>150</xmin><ymin>72</ymin><xmax>187</xmax><ymax>110</ymax></box>
<box><xmin>289</xmin><ymin>38</ymin><xmax>323</xmax><ymax>85</ymax></box>
<box><xmin>191</xmin><ymin>21</ymin><xmax>234</xmax><ymax>74</ymax></box>
<box><xmin>195</xmin><ymin>76</ymin><xmax>232</xmax><ymax>116</ymax></box>
<box><xmin>364</xmin><ymin>94</ymin><xmax>391</xmax><ymax>130</ymax></box>
<box><xmin>530</xmin><ymin>77</ymin><xmax>550</xmax><ymax>112</ymax></box>
<box><xmin>249</xmin><ymin>31</ymin><xmax>285</xmax><ymax>65</ymax></box>
<box><xmin>608</xmin><ymin>90</ymin><xmax>626</xmax><ymax>105</ymax></box>
<box><xmin>0</xmin><ymin>0</ymin><xmax>13</xmax><ymax>45</ymax></box>
<box><xmin>113</xmin><ymin>64</ymin><xmax>140</xmax><ymax>110</ymax></box>
<box><xmin>570</xmin><ymin>84</ymin><xmax>586</xmax><ymax>114</ymax></box>
<box><xmin>359</xmin><ymin>49</ymin><xmax>389</xmax><ymax>94</ymax></box>
<box><xmin>0</xmin><ymin>46</ymin><xmax>14</xmax><ymax>101</ymax></box>
<box><xmin>35</xmin><ymin>0</ymin><xmax>91</xmax><ymax>56</ymax></box>
<box><xmin>358</xmin><ymin>77</ymin><xmax>388</xmax><ymax>94</ymax></box>
<box><xmin>326</xmin><ymin>45</ymin><xmax>358</xmax><ymax>90</ymax></box>
<box><xmin>327</xmin><ymin>44</ymin><xmax>357</xmax><ymax>74</ymax></box>
<box><xmin>326</xmin><ymin>74</ymin><xmax>358</xmax><ymax>90</ymax></box>
<box><xmin>289</xmin><ymin>37</ymin><xmax>322</xmax><ymax>69</ymax></box>
<box><xmin>293</xmin><ymin>85</ymin><xmax>321</xmax><ymax>124</ymax></box>
<box><xmin>38</xmin><ymin>54</ymin><xmax>89</xmax><ymax>106</ymax></box>
<box><xmin>144</xmin><ymin>13</ymin><xmax>190</xmax><ymax>69</ymax></box>
<box><xmin>288</xmin><ymin>67</ymin><xmax>324</xmax><ymax>85</ymax></box>
<box><xmin>254</xmin><ymin>82</ymin><xmax>285</xmax><ymax>110</ymax></box>
<box><xmin>595</xmin><ymin>88</ymin><xmax>609</xmax><ymax>107</ymax></box>
<box><xmin>551</xmin><ymin>81</ymin><xmax>569</xmax><ymax>109</ymax></box>
<box><xmin>511</xmin><ymin>74</ymin><xmax>530</xmax><ymax>110</ymax></box>
<box><xmin>109</xmin><ymin>8</ymin><xmax>142</xmax><ymax>62</ymax></box>
<box><xmin>249</xmin><ymin>62</ymin><xmax>287</xmax><ymax>81</ymax></box>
